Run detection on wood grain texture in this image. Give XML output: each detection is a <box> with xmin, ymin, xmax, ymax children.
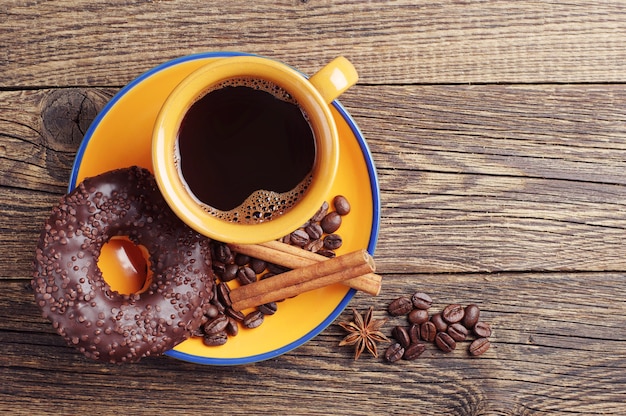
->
<box><xmin>2</xmin><ymin>0</ymin><xmax>626</xmax><ymax>86</ymax></box>
<box><xmin>3</xmin><ymin>271</ymin><xmax>625</xmax><ymax>415</ymax></box>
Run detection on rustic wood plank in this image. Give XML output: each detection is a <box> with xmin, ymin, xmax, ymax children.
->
<box><xmin>340</xmin><ymin>84</ymin><xmax>626</xmax><ymax>273</ymax></box>
<box><xmin>3</xmin><ymin>84</ymin><xmax>626</xmax><ymax>278</ymax></box>
<box><xmin>2</xmin><ymin>0</ymin><xmax>626</xmax><ymax>86</ymax></box>
<box><xmin>3</xmin><ymin>271</ymin><xmax>625</xmax><ymax>414</ymax></box>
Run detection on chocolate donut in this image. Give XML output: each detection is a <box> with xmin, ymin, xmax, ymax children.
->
<box><xmin>32</xmin><ymin>166</ymin><xmax>214</xmax><ymax>363</ymax></box>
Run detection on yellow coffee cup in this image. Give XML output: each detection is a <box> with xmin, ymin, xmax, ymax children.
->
<box><xmin>152</xmin><ymin>55</ymin><xmax>358</xmax><ymax>244</ymax></box>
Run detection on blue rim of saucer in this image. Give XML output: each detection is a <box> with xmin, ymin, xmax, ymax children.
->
<box><xmin>69</xmin><ymin>51</ymin><xmax>380</xmax><ymax>366</ymax></box>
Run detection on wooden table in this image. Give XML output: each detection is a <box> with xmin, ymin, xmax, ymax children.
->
<box><xmin>2</xmin><ymin>1</ymin><xmax>626</xmax><ymax>414</ymax></box>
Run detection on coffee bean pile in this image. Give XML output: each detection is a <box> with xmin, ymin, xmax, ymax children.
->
<box><xmin>196</xmin><ymin>195</ymin><xmax>352</xmax><ymax>347</ymax></box>
<box><xmin>384</xmin><ymin>292</ymin><xmax>492</xmax><ymax>362</ymax></box>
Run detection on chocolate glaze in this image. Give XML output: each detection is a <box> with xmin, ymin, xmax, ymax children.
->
<box><xmin>32</xmin><ymin>166</ymin><xmax>214</xmax><ymax>363</ymax></box>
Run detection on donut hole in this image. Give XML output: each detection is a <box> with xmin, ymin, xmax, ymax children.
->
<box><xmin>100</xmin><ymin>236</ymin><xmax>152</xmax><ymax>295</ymax></box>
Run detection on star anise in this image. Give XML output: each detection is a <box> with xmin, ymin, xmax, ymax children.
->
<box><xmin>338</xmin><ymin>306</ymin><xmax>389</xmax><ymax>360</ymax></box>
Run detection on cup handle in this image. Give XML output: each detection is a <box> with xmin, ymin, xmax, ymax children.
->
<box><xmin>308</xmin><ymin>56</ymin><xmax>359</xmax><ymax>104</ymax></box>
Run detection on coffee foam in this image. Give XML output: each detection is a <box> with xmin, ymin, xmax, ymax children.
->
<box><xmin>174</xmin><ymin>77</ymin><xmax>314</xmax><ymax>224</ymax></box>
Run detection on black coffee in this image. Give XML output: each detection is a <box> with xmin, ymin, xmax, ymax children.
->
<box><xmin>177</xmin><ymin>78</ymin><xmax>316</xmax><ymax>223</ymax></box>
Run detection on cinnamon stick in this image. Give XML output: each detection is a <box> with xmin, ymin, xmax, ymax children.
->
<box><xmin>228</xmin><ymin>240</ymin><xmax>382</xmax><ymax>296</ymax></box>
<box><xmin>229</xmin><ymin>249</ymin><xmax>376</xmax><ymax>311</ymax></box>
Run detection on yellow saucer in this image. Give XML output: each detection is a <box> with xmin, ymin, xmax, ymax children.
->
<box><xmin>70</xmin><ymin>52</ymin><xmax>380</xmax><ymax>365</ymax></box>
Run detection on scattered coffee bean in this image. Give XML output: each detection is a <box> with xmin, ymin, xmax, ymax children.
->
<box><xmin>317</xmin><ymin>249</ymin><xmax>336</xmax><ymax>258</ymax></box>
<box><xmin>435</xmin><ymin>331</ymin><xmax>456</xmax><ymax>352</ymax></box>
<box><xmin>474</xmin><ymin>322</ymin><xmax>492</xmax><ymax>338</ymax></box>
<box><xmin>216</xmin><ymin>282</ymin><xmax>232</xmax><ymax>307</ymax></box>
<box><xmin>333</xmin><ymin>195</ymin><xmax>351</xmax><ymax>215</ymax></box>
<box><xmin>411</xmin><ymin>292</ymin><xmax>432</xmax><ymax>310</ymax></box>
<box><xmin>205</xmin><ymin>304</ymin><xmax>219</xmax><ymax>319</ymax></box>
<box><xmin>225</xmin><ymin>307</ymin><xmax>245</xmax><ymax>322</ymax></box>
<box><xmin>258</xmin><ymin>302</ymin><xmax>278</xmax><ymax>316</ymax></box>
<box><xmin>469</xmin><ymin>337</ymin><xmax>491</xmax><ymax>356</ymax></box>
<box><xmin>234</xmin><ymin>253</ymin><xmax>250</xmax><ymax>266</ymax></box>
<box><xmin>305</xmin><ymin>238</ymin><xmax>324</xmax><ymax>253</ymax></box>
<box><xmin>290</xmin><ymin>229</ymin><xmax>310</xmax><ymax>247</ymax></box>
<box><xmin>320</xmin><ymin>211</ymin><xmax>342</xmax><ymax>233</ymax></box>
<box><xmin>392</xmin><ymin>326</ymin><xmax>411</xmax><ymax>348</ymax></box>
<box><xmin>310</xmin><ymin>201</ymin><xmax>329</xmax><ymax>222</ymax></box>
<box><xmin>323</xmin><ymin>233</ymin><xmax>343</xmax><ymax>250</ymax></box>
<box><xmin>409</xmin><ymin>323</ymin><xmax>421</xmax><ymax>344</ymax></box>
<box><xmin>221</xmin><ymin>263</ymin><xmax>239</xmax><ymax>282</ymax></box>
<box><xmin>447</xmin><ymin>323</ymin><xmax>468</xmax><ymax>342</ymax></box>
<box><xmin>237</xmin><ymin>266</ymin><xmax>257</xmax><ymax>285</ymax></box>
<box><xmin>442</xmin><ymin>304</ymin><xmax>465</xmax><ymax>324</ymax></box>
<box><xmin>225</xmin><ymin>317</ymin><xmax>239</xmax><ymax>337</ymax></box>
<box><xmin>214</xmin><ymin>243</ymin><xmax>233</xmax><ymax>264</ymax></box>
<box><xmin>462</xmin><ymin>304</ymin><xmax>480</xmax><ymax>329</ymax></box>
<box><xmin>420</xmin><ymin>321</ymin><xmax>437</xmax><ymax>342</ymax></box>
<box><xmin>243</xmin><ymin>311</ymin><xmax>265</xmax><ymax>329</ymax></box>
<box><xmin>203</xmin><ymin>331</ymin><xmax>228</xmax><ymax>346</ymax></box>
<box><xmin>385</xmin><ymin>342</ymin><xmax>405</xmax><ymax>363</ymax></box>
<box><xmin>305</xmin><ymin>223</ymin><xmax>324</xmax><ymax>240</ymax></box>
<box><xmin>403</xmin><ymin>343</ymin><xmax>426</xmax><ymax>360</ymax></box>
<box><xmin>249</xmin><ymin>258</ymin><xmax>267</xmax><ymax>274</ymax></box>
<box><xmin>203</xmin><ymin>315</ymin><xmax>229</xmax><ymax>335</ymax></box>
<box><xmin>430</xmin><ymin>313</ymin><xmax>448</xmax><ymax>333</ymax></box>
<box><xmin>388</xmin><ymin>297</ymin><xmax>414</xmax><ymax>316</ymax></box>
<box><xmin>407</xmin><ymin>308</ymin><xmax>429</xmax><ymax>325</ymax></box>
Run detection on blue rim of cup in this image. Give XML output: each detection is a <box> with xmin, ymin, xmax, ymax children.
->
<box><xmin>69</xmin><ymin>51</ymin><xmax>381</xmax><ymax>366</ymax></box>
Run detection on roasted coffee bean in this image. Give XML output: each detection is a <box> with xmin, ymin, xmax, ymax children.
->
<box><xmin>469</xmin><ymin>337</ymin><xmax>491</xmax><ymax>356</ymax></box>
<box><xmin>435</xmin><ymin>331</ymin><xmax>456</xmax><ymax>352</ymax></box>
<box><xmin>243</xmin><ymin>310</ymin><xmax>264</xmax><ymax>329</ymax></box>
<box><xmin>408</xmin><ymin>308</ymin><xmax>429</xmax><ymax>325</ymax></box>
<box><xmin>203</xmin><ymin>315</ymin><xmax>229</xmax><ymax>335</ymax></box>
<box><xmin>388</xmin><ymin>297</ymin><xmax>413</xmax><ymax>316</ymax></box>
<box><xmin>305</xmin><ymin>238</ymin><xmax>324</xmax><ymax>252</ymax></box>
<box><xmin>221</xmin><ymin>263</ymin><xmax>239</xmax><ymax>282</ymax></box>
<box><xmin>431</xmin><ymin>313</ymin><xmax>448</xmax><ymax>332</ymax></box>
<box><xmin>403</xmin><ymin>342</ymin><xmax>426</xmax><ymax>360</ymax></box>
<box><xmin>212</xmin><ymin>261</ymin><xmax>226</xmax><ymax>277</ymax></box>
<box><xmin>203</xmin><ymin>331</ymin><xmax>228</xmax><ymax>346</ymax></box>
<box><xmin>216</xmin><ymin>282</ymin><xmax>232</xmax><ymax>307</ymax></box>
<box><xmin>385</xmin><ymin>342</ymin><xmax>405</xmax><ymax>363</ymax></box>
<box><xmin>317</xmin><ymin>249</ymin><xmax>336</xmax><ymax>258</ymax></box>
<box><xmin>237</xmin><ymin>266</ymin><xmax>257</xmax><ymax>285</ymax></box>
<box><xmin>305</xmin><ymin>223</ymin><xmax>324</xmax><ymax>240</ymax></box>
<box><xmin>411</xmin><ymin>292</ymin><xmax>433</xmax><ymax>310</ymax></box>
<box><xmin>258</xmin><ymin>302</ymin><xmax>278</xmax><ymax>315</ymax></box>
<box><xmin>225</xmin><ymin>307</ymin><xmax>245</xmax><ymax>322</ymax></box>
<box><xmin>225</xmin><ymin>317</ymin><xmax>239</xmax><ymax>337</ymax></box>
<box><xmin>234</xmin><ymin>253</ymin><xmax>250</xmax><ymax>266</ymax></box>
<box><xmin>333</xmin><ymin>195</ymin><xmax>351</xmax><ymax>216</ymax></box>
<box><xmin>392</xmin><ymin>326</ymin><xmax>411</xmax><ymax>348</ymax></box>
<box><xmin>462</xmin><ymin>304</ymin><xmax>480</xmax><ymax>329</ymax></box>
<box><xmin>420</xmin><ymin>321</ymin><xmax>437</xmax><ymax>342</ymax></box>
<box><xmin>474</xmin><ymin>322</ymin><xmax>492</xmax><ymax>338</ymax></box>
<box><xmin>290</xmin><ymin>229</ymin><xmax>310</xmax><ymax>247</ymax></box>
<box><xmin>205</xmin><ymin>304</ymin><xmax>220</xmax><ymax>319</ymax></box>
<box><xmin>249</xmin><ymin>258</ymin><xmax>267</xmax><ymax>274</ymax></box>
<box><xmin>409</xmin><ymin>324</ymin><xmax>421</xmax><ymax>344</ymax></box>
<box><xmin>214</xmin><ymin>243</ymin><xmax>233</xmax><ymax>264</ymax></box>
<box><xmin>442</xmin><ymin>304</ymin><xmax>465</xmax><ymax>324</ymax></box>
<box><xmin>323</xmin><ymin>233</ymin><xmax>343</xmax><ymax>250</ymax></box>
<box><xmin>311</xmin><ymin>201</ymin><xmax>329</xmax><ymax>222</ymax></box>
<box><xmin>320</xmin><ymin>211</ymin><xmax>342</xmax><ymax>233</ymax></box>
<box><xmin>447</xmin><ymin>323</ymin><xmax>469</xmax><ymax>342</ymax></box>
<box><xmin>267</xmin><ymin>263</ymin><xmax>290</xmax><ymax>274</ymax></box>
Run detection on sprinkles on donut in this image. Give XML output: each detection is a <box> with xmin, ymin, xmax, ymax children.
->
<box><xmin>32</xmin><ymin>166</ymin><xmax>214</xmax><ymax>363</ymax></box>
